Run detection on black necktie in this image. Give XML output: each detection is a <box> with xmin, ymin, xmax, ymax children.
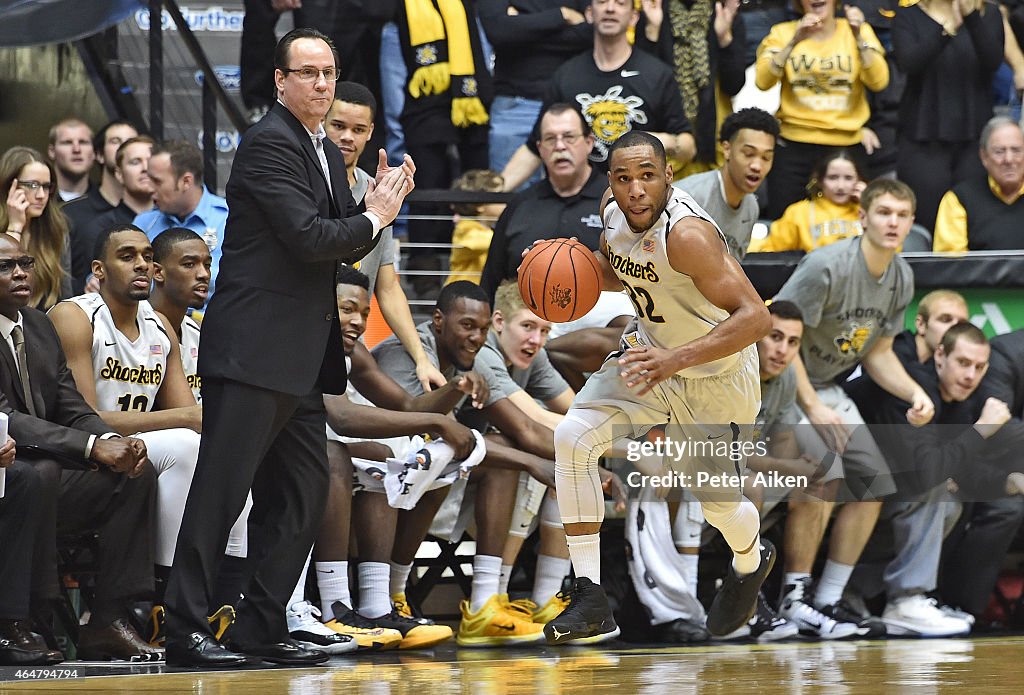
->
<box><xmin>11</xmin><ymin>325</ymin><xmax>37</xmax><ymax>417</ymax></box>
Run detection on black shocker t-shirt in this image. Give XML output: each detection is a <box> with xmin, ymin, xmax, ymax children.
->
<box><xmin>529</xmin><ymin>49</ymin><xmax>692</xmax><ymax>168</ymax></box>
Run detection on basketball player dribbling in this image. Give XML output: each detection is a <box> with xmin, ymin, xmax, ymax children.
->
<box><xmin>540</xmin><ymin>131</ymin><xmax>774</xmax><ymax>643</ymax></box>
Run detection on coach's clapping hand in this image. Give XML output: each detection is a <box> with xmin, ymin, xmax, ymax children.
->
<box><xmin>91</xmin><ymin>436</ymin><xmax>150</xmax><ymax>478</ymax></box>
<box><xmin>0</xmin><ymin>435</ymin><xmax>15</xmax><ymax>468</ymax></box>
<box><xmin>365</xmin><ymin>150</ymin><xmax>415</xmax><ymax>228</ymax></box>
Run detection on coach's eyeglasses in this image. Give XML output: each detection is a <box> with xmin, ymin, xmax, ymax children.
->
<box><xmin>540</xmin><ymin>132</ymin><xmax>584</xmax><ymax>148</ymax></box>
<box><xmin>17</xmin><ymin>180</ymin><xmax>52</xmax><ymax>194</ymax></box>
<box><xmin>0</xmin><ymin>256</ymin><xmax>35</xmax><ymax>275</ymax></box>
<box><xmin>279</xmin><ymin>66</ymin><xmax>340</xmax><ymax>82</ymax></box>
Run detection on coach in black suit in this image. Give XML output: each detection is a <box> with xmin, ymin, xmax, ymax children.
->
<box><xmin>0</xmin><ymin>233</ymin><xmax>157</xmax><ymax>662</ymax></box>
<box><xmin>164</xmin><ymin>27</ymin><xmax>413</xmax><ymax>667</ymax></box>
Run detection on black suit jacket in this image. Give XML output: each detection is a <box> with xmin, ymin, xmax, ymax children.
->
<box><xmin>0</xmin><ymin>308</ymin><xmax>111</xmax><ymax>461</ymax></box>
<box><xmin>198</xmin><ymin>101</ymin><xmax>381</xmax><ymax>396</ymax></box>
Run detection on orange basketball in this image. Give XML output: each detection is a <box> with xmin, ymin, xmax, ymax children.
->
<box><xmin>518</xmin><ymin>238</ymin><xmax>602</xmax><ymax>323</ymax></box>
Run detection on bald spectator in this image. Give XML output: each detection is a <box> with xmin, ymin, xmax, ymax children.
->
<box><xmin>933</xmin><ymin>116</ymin><xmax>1024</xmax><ymax>252</ymax></box>
<box><xmin>47</xmin><ymin>118</ymin><xmax>96</xmax><ymax>202</ymax></box>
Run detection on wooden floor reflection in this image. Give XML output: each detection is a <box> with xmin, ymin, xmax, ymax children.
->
<box><xmin>3</xmin><ymin>637</ymin><xmax>1024</xmax><ymax>694</ymax></box>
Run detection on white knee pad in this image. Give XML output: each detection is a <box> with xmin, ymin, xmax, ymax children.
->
<box><xmin>672</xmin><ymin>497</ymin><xmax>705</xmax><ymax>550</ymax></box>
<box><xmin>554</xmin><ymin>409</ymin><xmax>624</xmax><ymax>525</ymax></box>
<box><xmin>701</xmin><ymin>497</ymin><xmax>761</xmax><ymax>554</ymax></box>
<box><xmin>540</xmin><ymin>489</ymin><xmax>563</xmax><ymax>530</ymax></box>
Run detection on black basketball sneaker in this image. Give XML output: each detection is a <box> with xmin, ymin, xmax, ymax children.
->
<box><xmin>543</xmin><ymin>577</ymin><xmax>620</xmax><ymax>645</ymax></box>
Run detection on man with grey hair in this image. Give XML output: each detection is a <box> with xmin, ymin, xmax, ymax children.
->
<box><xmin>933</xmin><ymin>116</ymin><xmax>1024</xmax><ymax>251</ymax></box>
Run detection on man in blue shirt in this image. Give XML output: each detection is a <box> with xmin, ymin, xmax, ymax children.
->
<box><xmin>133</xmin><ymin>141</ymin><xmax>228</xmax><ymax>309</ymax></box>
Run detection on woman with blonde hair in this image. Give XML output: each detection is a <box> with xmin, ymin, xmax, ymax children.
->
<box><xmin>1</xmin><ymin>146</ymin><xmax>72</xmax><ymax>309</ymax></box>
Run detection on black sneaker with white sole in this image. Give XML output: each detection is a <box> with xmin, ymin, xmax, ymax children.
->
<box><xmin>719</xmin><ymin>591</ymin><xmax>798</xmax><ymax>642</ymax></box>
<box><xmin>706</xmin><ymin>539</ymin><xmax>777</xmax><ymax>637</ymax></box>
<box><xmin>543</xmin><ymin>577</ymin><xmax>620</xmax><ymax>645</ymax></box>
<box><xmin>818</xmin><ymin>600</ymin><xmax>886</xmax><ymax>638</ymax></box>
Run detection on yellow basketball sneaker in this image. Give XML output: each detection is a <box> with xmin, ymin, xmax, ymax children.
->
<box><xmin>323</xmin><ymin>601</ymin><xmax>403</xmax><ymax>651</ymax></box>
<box><xmin>502</xmin><ymin>595</ymin><xmax>537</xmax><ymax>618</ymax></box>
<box><xmin>367</xmin><ymin>609</ymin><xmax>453</xmax><ymax>649</ymax></box>
<box><xmin>207</xmin><ymin>605</ymin><xmax>236</xmax><ymax>641</ymax></box>
<box><xmin>456</xmin><ymin>594</ymin><xmax>546</xmax><ymax>647</ymax></box>
<box><xmin>146</xmin><ymin>605</ymin><xmax>166</xmax><ymax>646</ymax></box>
<box><xmin>392</xmin><ymin>593</ymin><xmax>413</xmax><ymax>619</ymax></box>
<box><xmin>531</xmin><ymin>593</ymin><xmax>571</xmax><ymax>624</ymax></box>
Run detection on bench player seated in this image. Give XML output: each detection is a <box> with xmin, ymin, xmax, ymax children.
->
<box><xmin>47</xmin><ymin>224</ymin><xmax>249</xmax><ymax>626</ymax></box>
<box><xmin>286</xmin><ymin>265</ymin><xmax>499</xmax><ymax>651</ymax></box>
<box><xmin>468</xmin><ymin>281</ymin><xmax>627</xmax><ymax>629</ymax></box>
<box><xmin>146</xmin><ymin>226</ymin><xmax>255</xmax><ymax>639</ymax></box>
<box><xmin>372</xmin><ymin>281</ymin><xmax>573</xmax><ymax>647</ymax></box>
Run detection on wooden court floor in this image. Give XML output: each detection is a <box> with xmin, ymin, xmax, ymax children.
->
<box><xmin>2</xmin><ymin>636</ymin><xmax>1024</xmax><ymax>694</ymax></box>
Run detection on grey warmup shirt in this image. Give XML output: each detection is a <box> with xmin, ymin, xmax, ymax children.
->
<box><xmin>371</xmin><ymin>320</ymin><xmax>456</xmax><ymax>398</ymax></box>
<box><xmin>755</xmin><ymin>364</ymin><xmax>802</xmax><ymax>442</ymax></box>
<box><xmin>776</xmin><ymin>236</ymin><xmax>913</xmax><ymax>387</ymax></box>
<box><xmin>458</xmin><ymin>330</ymin><xmax>569</xmax><ymax>431</ymax></box>
<box><xmin>675</xmin><ymin>169</ymin><xmax>759</xmax><ymax>262</ymax></box>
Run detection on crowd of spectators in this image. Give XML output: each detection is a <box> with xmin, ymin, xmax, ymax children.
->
<box><xmin>3</xmin><ymin>0</ymin><xmax>1024</xmax><ymax>668</ymax></box>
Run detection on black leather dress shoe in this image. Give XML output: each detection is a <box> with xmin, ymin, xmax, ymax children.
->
<box><xmin>228</xmin><ymin>638</ymin><xmax>329</xmax><ymax>666</ymax></box>
<box><xmin>0</xmin><ymin>620</ymin><xmax>63</xmax><ymax>665</ymax></box>
<box><xmin>166</xmin><ymin>632</ymin><xmax>247</xmax><ymax>667</ymax></box>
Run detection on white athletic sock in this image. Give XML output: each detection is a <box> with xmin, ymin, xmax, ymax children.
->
<box><xmin>680</xmin><ymin>552</ymin><xmax>699</xmax><ymax>592</ymax></box>
<box><xmin>532</xmin><ymin>554</ymin><xmax>571</xmax><ymax>605</ymax></box>
<box><xmin>471</xmin><ymin>555</ymin><xmax>503</xmax><ymax>612</ymax></box>
<box><xmin>316</xmin><ymin>561</ymin><xmax>351</xmax><ymax>618</ymax></box>
<box><xmin>289</xmin><ymin>552</ymin><xmax>312</xmax><ymax>610</ymax></box>
<box><xmin>498</xmin><ymin>563</ymin><xmax>514</xmax><ymax>596</ymax></box>
<box><xmin>732</xmin><ymin>534</ymin><xmax>762</xmax><ymax>576</ymax></box>
<box><xmin>357</xmin><ymin>562</ymin><xmax>393</xmax><ymax>619</ymax></box>
<box><xmin>815</xmin><ymin>561</ymin><xmax>854</xmax><ymax>607</ymax></box>
<box><xmin>390</xmin><ymin>561</ymin><xmax>413</xmax><ymax>597</ymax></box>
<box><xmin>566</xmin><ymin>533</ymin><xmax>602</xmax><ymax>584</ymax></box>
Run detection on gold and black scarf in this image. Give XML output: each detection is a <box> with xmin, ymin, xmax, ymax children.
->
<box><xmin>669</xmin><ymin>0</ymin><xmax>712</xmax><ymax>124</ymax></box>
<box><xmin>404</xmin><ymin>0</ymin><xmax>488</xmax><ymax>127</ymax></box>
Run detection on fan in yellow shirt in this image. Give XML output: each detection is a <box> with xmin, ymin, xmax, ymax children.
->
<box><xmin>751</xmin><ymin>150</ymin><xmax>864</xmax><ymax>252</ymax></box>
<box><xmin>755</xmin><ymin>0</ymin><xmax>888</xmax><ymax>218</ymax></box>
<box><xmin>447</xmin><ymin>169</ymin><xmax>505</xmax><ymax>285</ymax></box>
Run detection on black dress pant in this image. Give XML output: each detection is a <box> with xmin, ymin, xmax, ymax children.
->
<box><xmin>941</xmin><ymin>496</ymin><xmax>1024</xmax><ymax>616</ymax></box>
<box><xmin>165</xmin><ymin>378</ymin><xmax>329</xmax><ymax>644</ymax></box>
<box><xmin>0</xmin><ymin>462</ymin><xmax>42</xmax><ymax>620</ymax></box>
<box><xmin>896</xmin><ymin>136</ymin><xmax>985</xmax><ymax>234</ymax></box>
<box><xmin>13</xmin><ymin>457</ymin><xmax>156</xmax><ymax>624</ymax></box>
